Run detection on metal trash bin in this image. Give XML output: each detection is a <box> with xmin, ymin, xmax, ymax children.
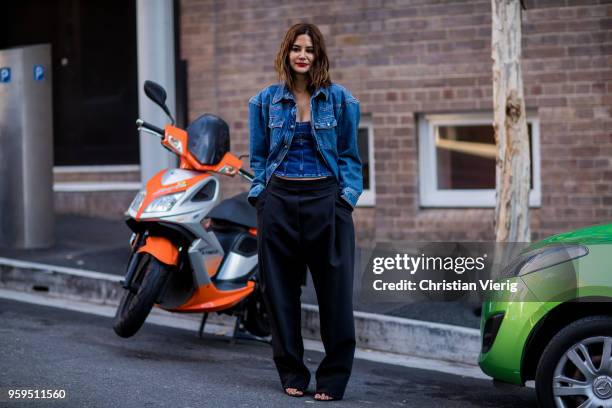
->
<box><xmin>0</xmin><ymin>44</ymin><xmax>54</xmax><ymax>248</ymax></box>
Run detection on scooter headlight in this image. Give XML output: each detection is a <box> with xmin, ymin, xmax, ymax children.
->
<box><xmin>129</xmin><ymin>190</ymin><xmax>146</xmax><ymax>212</ymax></box>
<box><xmin>144</xmin><ymin>192</ymin><xmax>184</xmax><ymax>213</ymax></box>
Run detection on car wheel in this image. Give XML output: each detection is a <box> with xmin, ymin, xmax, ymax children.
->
<box><xmin>535</xmin><ymin>315</ymin><xmax>612</xmax><ymax>408</ymax></box>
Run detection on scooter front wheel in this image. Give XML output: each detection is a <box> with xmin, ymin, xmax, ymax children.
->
<box><xmin>113</xmin><ymin>254</ymin><xmax>169</xmax><ymax>338</ymax></box>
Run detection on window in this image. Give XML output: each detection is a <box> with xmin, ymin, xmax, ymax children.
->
<box><xmin>357</xmin><ymin>118</ymin><xmax>375</xmax><ymax>206</ymax></box>
<box><xmin>418</xmin><ymin>113</ymin><xmax>541</xmax><ymax>208</ymax></box>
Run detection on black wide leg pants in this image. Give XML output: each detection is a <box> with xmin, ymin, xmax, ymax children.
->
<box><xmin>256</xmin><ymin>175</ymin><xmax>356</xmax><ymax>399</ymax></box>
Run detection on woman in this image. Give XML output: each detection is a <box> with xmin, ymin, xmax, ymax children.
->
<box><xmin>247</xmin><ymin>23</ymin><xmax>362</xmax><ymax>401</ymax></box>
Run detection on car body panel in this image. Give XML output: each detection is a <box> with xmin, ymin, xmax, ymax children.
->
<box><xmin>533</xmin><ymin>224</ymin><xmax>612</xmax><ymax>246</ymax></box>
<box><xmin>478</xmin><ymin>223</ymin><xmax>612</xmax><ymax>385</ymax></box>
<box><xmin>478</xmin><ymin>278</ymin><xmax>554</xmax><ymax>384</ymax></box>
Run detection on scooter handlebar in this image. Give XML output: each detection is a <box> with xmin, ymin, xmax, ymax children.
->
<box><xmin>136</xmin><ymin>119</ymin><xmax>164</xmax><ymax>137</ymax></box>
<box><xmin>238</xmin><ymin>168</ymin><xmax>254</xmax><ymax>182</ymax></box>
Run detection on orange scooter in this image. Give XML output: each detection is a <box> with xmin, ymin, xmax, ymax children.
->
<box><xmin>113</xmin><ymin>80</ymin><xmax>268</xmax><ymax>341</ymax></box>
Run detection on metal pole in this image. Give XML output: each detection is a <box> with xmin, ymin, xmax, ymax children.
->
<box><xmin>136</xmin><ymin>0</ymin><xmax>177</xmax><ymax>184</ymax></box>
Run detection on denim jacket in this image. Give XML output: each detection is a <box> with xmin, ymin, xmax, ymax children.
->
<box><xmin>248</xmin><ymin>82</ymin><xmax>362</xmax><ymax>208</ymax></box>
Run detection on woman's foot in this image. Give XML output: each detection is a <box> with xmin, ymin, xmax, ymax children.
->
<box><xmin>284</xmin><ymin>387</ymin><xmax>304</xmax><ymax>397</ymax></box>
<box><xmin>314</xmin><ymin>392</ymin><xmax>334</xmax><ymax>401</ymax></box>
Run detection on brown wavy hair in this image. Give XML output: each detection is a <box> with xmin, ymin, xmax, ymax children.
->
<box><xmin>275</xmin><ymin>23</ymin><xmax>331</xmax><ymax>93</ymax></box>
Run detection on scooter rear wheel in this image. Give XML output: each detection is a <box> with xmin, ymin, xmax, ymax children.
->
<box><xmin>113</xmin><ymin>254</ymin><xmax>169</xmax><ymax>338</ymax></box>
<box><xmin>244</xmin><ymin>285</ymin><xmax>271</xmax><ymax>337</ymax></box>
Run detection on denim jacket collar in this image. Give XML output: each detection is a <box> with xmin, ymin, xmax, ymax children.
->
<box><xmin>314</xmin><ymin>86</ymin><xmax>329</xmax><ymax>101</ymax></box>
<box><xmin>272</xmin><ymin>83</ymin><xmax>329</xmax><ymax>104</ymax></box>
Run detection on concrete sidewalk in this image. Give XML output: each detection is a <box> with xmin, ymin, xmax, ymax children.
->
<box><xmin>0</xmin><ymin>214</ymin><xmax>482</xmax><ymax>366</ymax></box>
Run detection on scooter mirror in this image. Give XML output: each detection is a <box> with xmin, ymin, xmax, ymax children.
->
<box><xmin>144</xmin><ymin>80</ymin><xmax>175</xmax><ymax>125</ymax></box>
<box><xmin>144</xmin><ymin>80</ymin><xmax>167</xmax><ymax>105</ymax></box>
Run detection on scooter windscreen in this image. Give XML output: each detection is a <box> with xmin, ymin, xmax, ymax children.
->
<box><xmin>186</xmin><ymin>114</ymin><xmax>230</xmax><ymax>165</ymax></box>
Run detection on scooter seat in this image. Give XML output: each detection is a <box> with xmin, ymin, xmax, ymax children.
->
<box><xmin>207</xmin><ymin>192</ymin><xmax>257</xmax><ymax>229</ymax></box>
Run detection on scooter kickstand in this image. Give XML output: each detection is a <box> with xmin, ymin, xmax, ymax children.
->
<box><xmin>232</xmin><ymin>315</ymin><xmax>271</xmax><ymax>345</ymax></box>
<box><xmin>229</xmin><ymin>316</ymin><xmax>241</xmax><ymax>345</ymax></box>
<box><xmin>198</xmin><ymin>312</ymin><xmax>209</xmax><ymax>338</ymax></box>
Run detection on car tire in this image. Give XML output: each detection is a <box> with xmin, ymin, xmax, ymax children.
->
<box><xmin>535</xmin><ymin>315</ymin><xmax>612</xmax><ymax>408</ymax></box>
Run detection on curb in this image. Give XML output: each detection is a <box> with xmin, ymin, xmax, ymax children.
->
<box><xmin>0</xmin><ymin>256</ymin><xmax>480</xmax><ymax>366</ymax></box>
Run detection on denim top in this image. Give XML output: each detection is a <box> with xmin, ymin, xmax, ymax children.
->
<box><xmin>273</xmin><ymin>121</ymin><xmax>333</xmax><ymax>178</ymax></box>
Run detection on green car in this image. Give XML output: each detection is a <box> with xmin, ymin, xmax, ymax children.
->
<box><xmin>479</xmin><ymin>223</ymin><xmax>612</xmax><ymax>408</ymax></box>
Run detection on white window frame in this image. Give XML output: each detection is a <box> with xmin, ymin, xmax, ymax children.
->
<box><xmin>357</xmin><ymin>118</ymin><xmax>376</xmax><ymax>207</ymax></box>
<box><xmin>418</xmin><ymin>112</ymin><xmax>541</xmax><ymax>208</ymax></box>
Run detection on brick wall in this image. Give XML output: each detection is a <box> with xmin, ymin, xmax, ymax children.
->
<box><xmin>180</xmin><ymin>0</ymin><xmax>612</xmax><ymax>246</ymax></box>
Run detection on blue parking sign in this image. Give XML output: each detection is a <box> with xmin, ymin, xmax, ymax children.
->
<box><xmin>33</xmin><ymin>65</ymin><xmax>45</xmax><ymax>81</ymax></box>
<box><xmin>0</xmin><ymin>67</ymin><xmax>10</xmax><ymax>83</ymax></box>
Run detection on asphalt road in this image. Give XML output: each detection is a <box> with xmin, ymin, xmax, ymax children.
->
<box><xmin>0</xmin><ymin>298</ymin><xmax>536</xmax><ymax>407</ymax></box>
